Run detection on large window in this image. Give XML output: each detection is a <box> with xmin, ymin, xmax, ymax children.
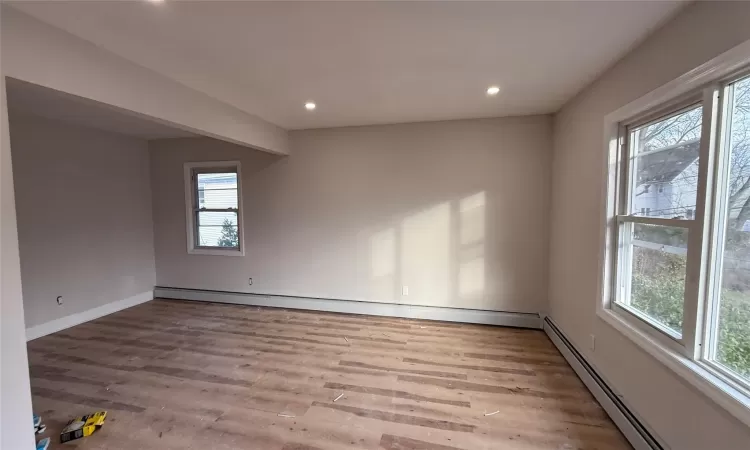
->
<box><xmin>606</xmin><ymin>64</ymin><xmax>750</xmax><ymax>416</ymax></box>
<box><xmin>184</xmin><ymin>161</ymin><xmax>243</xmax><ymax>256</ymax></box>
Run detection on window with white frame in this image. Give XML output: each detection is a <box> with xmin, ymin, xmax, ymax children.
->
<box><xmin>607</xmin><ymin>67</ymin><xmax>750</xmax><ymax>406</ymax></box>
<box><xmin>184</xmin><ymin>161</ymin><xmax>243</xmax><ymax>255</ymax></box>
<box><xmin>615</xmin><ymin>102</ymin><xmax>703</xmax><ymax>339</ymax></box>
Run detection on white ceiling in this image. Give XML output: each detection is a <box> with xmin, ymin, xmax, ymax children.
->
<box><xmin>6</xmin><ymin>78</ymin><xmax>195</xmax><ymax>139</ymax></box>
<box><xmin>9</xmin><ymin>1</ymin><xmax>685</xmax><ymax>130</ymax></box>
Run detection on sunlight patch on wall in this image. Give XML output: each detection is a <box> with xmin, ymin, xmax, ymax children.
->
<box><xmin>364</xmin><ymin>191</ymin><xmax>488</xmax><ymax>308</ymax></box>
<box><xmin>458</xmin><ymin>192</ymin><xmax>486</xmax><ymax>299</ymax></box>
<box><xmin>401</xmin><ymin>202</ymin><xmax>451</xmax><ymax>306</ymax></box>
<box><xmin>369</xmin><ymin>227</ymin><xmax>396</xmax><ymax>300</ymax></box>
<box><xmin>459</xmin><ymin>257</ymin><xmax>485</xmax><ymax>297</ymax></box>
<box><xmin>460</xmin><ymin>192</ymin><xmax>485</xmax><ymax>246</ymax></box>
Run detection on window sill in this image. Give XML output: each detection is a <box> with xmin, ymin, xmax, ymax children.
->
<box><xmin>597</xmin><ymin>307</ymin><xmax>750</xmax><ymax>429</ymax></box>
<box><xmin>187</xmin><ymin>247</ymin><xmax>245</xmax><ymax>257</ymax></box>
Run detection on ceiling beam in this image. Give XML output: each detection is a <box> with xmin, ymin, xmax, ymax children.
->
<box><xmin>0</xmin><ymin>6</ymin><xmax>289</xmax><ymax>155</ymax></box>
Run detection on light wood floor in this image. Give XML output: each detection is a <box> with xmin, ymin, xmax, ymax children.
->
<box><xmin>27</xmin><ymin>299</ymin><xmax>630</xmax><ymax>449</ymax></box>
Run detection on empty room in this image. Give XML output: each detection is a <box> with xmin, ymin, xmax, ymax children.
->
<box><xmin>2</xmin><ymin>1</ymin><xmax>750</xmax><ymax>449</ymax></box>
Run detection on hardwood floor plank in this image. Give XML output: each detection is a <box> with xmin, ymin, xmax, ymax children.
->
<box><xmin>396</xmin><ymin>374</ymin><xmax>577</xmax><ymax>400</ymax></box>
<box><xmin>402</xmin><ymin>357</ymin><xmax>536</xmax><ymax>376</ymax></box>
<box><xmin>380</xmin><ymin>434</ymin><xmax>467</xmax><ymax>450</ymax></box>
<box><xmin>309</xmin><ymin>401</ymin><xmax>476</xmax><ymax>433</ymax></box>
<box><xmin>323</xmin><ymin>382</ymin><xmax>471</xmax><ymax>408</ymax></box>
<box><xmin>32</xmin><ymin>386</ymin><xmax>145</xmax><ymax>413</ymax></box>
<box><xmin>462</xmin><ymin>352</ymin><xmax>569</xmax><ymax>367</ymax></box>
<box><xmin>139</xmin><ymin>364</ymin><xmax>256</xmax><ymax>387</ymax></box>
<box><xmin>339</xmin><ymin>360</ymin><xmax>468</xmax><ymax>380</ymax></box>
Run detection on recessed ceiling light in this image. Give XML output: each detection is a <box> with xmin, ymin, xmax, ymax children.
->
<box><xmin>305</xmin><ymin>102</ymin><xmax>316</xmax><ymax>111</ymax></box>
<box><xmin>486</xmin><ymin>86</ymin><xmax>500</xmax><ymax>96</ymax></box>
<box><xmin>147</xmin><ymin>0</ymin><xmax>164</xmax><ymax>3</ymax></box>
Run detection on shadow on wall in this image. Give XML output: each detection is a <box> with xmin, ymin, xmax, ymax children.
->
<box><xmin>368</xmin><ymin>191</ymin><xmax>486</xmax><ymax>308</ymax></box>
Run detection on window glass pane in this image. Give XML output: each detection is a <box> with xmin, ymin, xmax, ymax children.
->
<box><xmin>197</xmin><ymin>211</ymin><xmax>239</xmax><ymax>248</ymax></box>
<box><xmin>197</xmin><ymin>172</ymin><xmax>238</xmax><ymax>209</ymax></box>
<box><xmin>712</xmin><ymin>76</ymin><xmax>750</xmax><ymax>382</ymax></box>
<box><xmin>619</xmin><ymin>223</ymin><xmax>688</xmax><ymax>336</ymax></box>
<box><xmin>629</xmin><ymin>105</ymin><xmax>703</xmax><ymax>219</ymax></box>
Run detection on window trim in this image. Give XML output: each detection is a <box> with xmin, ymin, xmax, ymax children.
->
<box><xmin>611</xmin><ymin>98</ymin><xmax>704</xmax><ymax>350</ymax></box>
<box><xmin>598</xmin><ymin>38</ymin><xmax>750</xmax><ymax>429</ymax></box>
<box><xmin>183</xmin><ymin>161</ymin><xmax>245</xmax><ymax>257</ymax></box>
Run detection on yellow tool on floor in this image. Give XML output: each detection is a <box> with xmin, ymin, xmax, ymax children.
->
<box><xmin>60</xmin><ymin>411</ymin><xmax>107</xmax><ymax>443</ymax></box>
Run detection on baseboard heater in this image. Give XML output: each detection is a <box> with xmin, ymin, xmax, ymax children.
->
<box><xmin>154</xmin><ymin>286</ymin><xmax>542</xmax><ymax>329</ymax></box>
<box><xmin>543</xmin><ymin>317</ymin><xmax>663</xmax><ymax>450</ymax></box>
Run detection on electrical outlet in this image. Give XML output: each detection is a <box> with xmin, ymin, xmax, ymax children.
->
<box><xmin>402</xmin><ymin>286</ymin><xmax>409</xmax><ymax>296</ymax></box>
<box><xmin>248</xmin><ymin>278</ymin><xmax>253</xmax><ymax>286</ymax></box>
<box><xmin>589</xmin><ymin>334</ymin><xmax>596</xmax><ymax>352</ymax></box>
<box><xmin>56</xmin><ymin>296</ymin><xmax>63</xmax><ymax>306</ymax></box>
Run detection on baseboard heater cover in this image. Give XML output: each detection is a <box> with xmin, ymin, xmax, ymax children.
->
<box><xmin>543</xmin><ymin>317</ymin><xmax>663</xmax><ymax>450</ymax></box>
<box><xmin>153</xmin><ymin>286</ymin><xmax>542</xmax><ymax>329</ymax></box>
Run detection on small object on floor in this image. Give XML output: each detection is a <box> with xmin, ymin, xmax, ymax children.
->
<box><xmin>344</xmin><ymin>337</ymin><xmax>349</xmax><ymax>343</ymax></box>
<box><xmin>277</xmin><ymin>413</ymin><xmax>295</xmax><ymax>418</ymax></box>
<box><xmin>33</xmin><ymin>414</ymin><xmax>46</xmax><ymax>434</ymax></box>
<box><xmin>484</xmin><ymin>410</ymin><xmax>500</xmax><ymax>416</ymax></box>
<box><xmin>36</xmin><ymin>437</ymin><xmax>50</xmax><ymax>450</ymax></box>
<box><xmin>60</xmin><ymin>411</ymin><xmax>107</xmax><ymax>443</ymax></box>
<box><xmin>333</xmin><ymin>393</ymin><xmax>344</xmax><ymax>402</ymax></box>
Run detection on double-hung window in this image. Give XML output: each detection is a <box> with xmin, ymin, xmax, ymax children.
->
<box><xmin>615</xmin><ymin>101</ymin><xmax>703</xmax><ymax>341</ymax></box>
<box><xmin>184</xmin><ymin>161</ymin><xmax>243</xmax><ymax>256</ymax></box>
<box><xmin>604</xmin><ymin>45</ymin><xmax>750</xmax><ymax>425</ymax></box>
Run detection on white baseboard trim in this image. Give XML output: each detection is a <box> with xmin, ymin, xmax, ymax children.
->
<box><xmin>154</xmin><ymin>287</ymin><xmax>542</xmax><ymax>329</ymax></box>
<box><xmin>543</xmin><ymin>317</ymin><xmax>662</xmax><ymax>450</ymax></box>
<box><xmin>25</xmin><ymin>290</ymin><xmax>154</xmax><ymax>341</ymax></box>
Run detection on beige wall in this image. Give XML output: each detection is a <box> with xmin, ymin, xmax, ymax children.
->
<box><xmin>549</xmin><ymin>1</ymin><xmax>750</xmax><ymax>448</ymax></box>
<box><xmin>10</xmin><ymin>113</ymin><xmax>156</xmax><ymax>328</ymax></box>
<box><xmin>1</xmin><ymin>77</ymin><xmax>35</xmax><ymax>450</ymax></box>
<box><xmin>151</xmin><ymin>116</ymin><xmax>552</xmax><ymax>313</ymax></box>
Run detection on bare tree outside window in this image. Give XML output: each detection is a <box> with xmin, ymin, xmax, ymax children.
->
<box><xmin>631</xmin><ymin>105</ymin><xmax>702</xmax><ymax>220</ymax></box>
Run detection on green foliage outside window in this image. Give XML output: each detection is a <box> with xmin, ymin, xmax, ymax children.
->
<box><xmin>217</xmin><ymin>218</ymin><xmax>239</xmax><ymax>248</ymax></box>
<box><xmin>630</xmin><ymin>226</ymin><xmax>750</xmax><ymax>379</ymax></box>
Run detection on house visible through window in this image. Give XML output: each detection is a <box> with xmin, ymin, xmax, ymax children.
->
<box><xmin>184</xmin><ymin>161</ymin><xmax>242</xmax><ymax>255</ymax></box>
<box><xmin>198</xmin><ymin>189</ymin><xmax>206</xmax><ymax>209</ymax></box>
